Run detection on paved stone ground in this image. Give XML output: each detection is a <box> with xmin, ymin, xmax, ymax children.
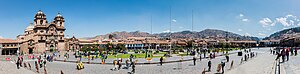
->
<box><xmin>0</xmin><ymin>61</ymin><xmax>36</xmax><ymax>74</ymax></box>
<box><xmin>226</xmin><ymin>49</ymin><xmax>275</xmax><ymax>74</ymax></box>
<box><xmin>281</xmin><ymin>51</ymin><xmax>300</xmax><ymax>74</ymax></box>
<box><xmin>1</xmin><ymin>48</ymin><xmax>272</xmax><ymax>74</ymax></box>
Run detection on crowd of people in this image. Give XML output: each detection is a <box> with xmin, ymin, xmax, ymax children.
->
<box><xmin>110</xmin><ymin>54</ymin><xmax>137</xmax><ymax>74</ymax></box>
<box><xmin>274</xmin><ymin>47</ymin><xmax>298</xmax><ymax>63</ymax></box>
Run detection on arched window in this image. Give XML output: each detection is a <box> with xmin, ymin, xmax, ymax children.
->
<box><xmin>40</xmin><ymin>20</ymin><xmax>43</xmax><ymax>25</ymax></box>
<box><xmin>60</xmin><ymin>22</ymin><xmax>63</xmax><ymax>26</ymax></box>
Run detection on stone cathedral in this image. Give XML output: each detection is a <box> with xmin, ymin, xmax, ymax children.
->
<box><xmin>16</xmin><ymin>10</ymin><xmax>76</xmax><ymax>54</ymax></box>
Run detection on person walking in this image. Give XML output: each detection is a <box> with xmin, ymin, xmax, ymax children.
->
<box><xmin>16</xmin><ymin>58</ymin><xmax>20</xmax><ymax>69</ymax></box>
<box><xmin>286</xmin><ymin>48</ymin><xmax>290</xmax><ymax>61</ymax></box>
<box><xmin>112</xmin><ymin>60</ymin><xmax>117</xmax><ymax>71</ymax></box>
<box><xmin>131</xmin><ymin>61</ymin><xmax>136</xmax><ymax>73</ymax></box>
<box><xmin>118</xmin><ymin>59</ymin><xmax>122</xmax><ymax>70</ymax></box>
<box><xmin>44</xmin><ymin>60</ymin><xmax>47</xmax><ymax>67</ymax></box>
<box><xmin>28</xmin><ymin>62</ymin><xmax>31</xmax><ymax>70</ymax></box>
<box><xmin>160</xmin><ymin>57</ymin><xmax>163</xmax><ymax>66</ymax></box>
<box><xmin>35</xmin><ymin>61</ymin><xmax>39</xmax><ymax>73</ymax></box>
<box><xmin>207</xmin><ymin>60</ymin><xmax>211</xmax><ymax>72</ymax></box>
<box><xmin>225</xmin><ymin>55</ymin><xmax>229</xmax><ymax>62</ymax></box>
<box><xmin>295</xmin><ymin>48</ymin><xmax>298</xmax><ymax>56</ymax></box>
<box><xmin>193</xmin><ymin>56</ymin><xmax>196</xmax><ymax>66</ymax></box>
<box><xmin>125</xmin><ymin>60</ymin><xmax>129</xmax><ymax>69</ymax></box>
<box><xmin>281</xmin><ymin>49</ymin><xmax>286</xmax><ymax>62</ymax></box>
<box><xmin>221</xmin><ymin>61</ymin><xmax>226</xmax><ymax>74</ymax></box>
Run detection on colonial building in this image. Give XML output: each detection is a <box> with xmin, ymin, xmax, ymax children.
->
<box><xmin>16</xmin><ymin>10</ymin><xmax>66</xmax><ymax>54</ymax></box>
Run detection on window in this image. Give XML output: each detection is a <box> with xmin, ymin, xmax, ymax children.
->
<box><xmin>60</xmin><ymin>22</ymin><xmax>63</xmax><ymax>26</ymax></box>
<box><xmin>40</xmin><ymin>20</ymin><xmax>43</xmax><ymax>25</ymax></box>
<box><xmin>40</xmin><ymin>37</ymin><xmax>43</xmax><ymax>40</ymax></box>
<box><xmin>60</xmin><ymin>37</ymin><xmax>63</xmax><ymax>40</ymax></box>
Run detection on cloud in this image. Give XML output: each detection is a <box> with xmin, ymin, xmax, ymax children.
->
<box><xmin>260</xmin><ymin>14</ymin><xmax>300</xmax><ymax>28</ymax></box>
<box><xmin>258</xmin><ymin>33</ymin><xmax>266</xmax><ymax>36</ymax></box>
<box><xmin>0</xmin><ymin>36</ymin><xmax>3</xmax><ymax>38</ymax></box>
<box><xmin>238</xmin><ymin>13</ymin><xmax>249</xmax><ymax>22</ymax></box>
<box><xmin>242</xmin><ymin>19</ymin><xmax>248</xmax><ymax>22</ymax></box>
<box><xmin>259</xmin><ymin>18</ymin><xmax>275</xmax><ymax>27</ymax></box>
<box><xmin>172</xmin><ymin>19</ymin><xmax>177</xmax><ymax>22</ymax></box>
<box><xmin>163</xmin><ymin>30</ymin><xmax>170</xmax><ymax>33</ymax></box>
<box><xmin>238</xmin><ymin>29</ymin><xmax>243</xmax><ymax>31</ymax></box>
<box><xmin>276</xmin><ymin>17</ymin><xmax>289</xmax><ymax>27</ymax></box>
<box><xmin>239</xmin><ymin>14</ymin><xmax>244</xmax><ymax>17</ymax></box>
<box><xmin>245</xmin><ymin>33</ymin><xmax>251</xmax><ymax>36</ymax></box>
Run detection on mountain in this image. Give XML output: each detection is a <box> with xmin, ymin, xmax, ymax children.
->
<box><xmin>263</xmin><ymin>27</ymin><xmax>300</xmax><ymax>40</ymax></box>
<box><xmin>84</xmin><ymin>29</ymin><xmax>259</xmax><ymax>41</ymax></box>
<box><xmin>88</xmin><ymin>31</ymin><xmax>152</xmax><ymax>40</ymax></box>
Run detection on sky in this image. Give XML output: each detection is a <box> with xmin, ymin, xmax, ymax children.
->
<box><xmin>0</xmin><ymin>0</ymin><xmax>300</xmax><ymax>39</ymax></box>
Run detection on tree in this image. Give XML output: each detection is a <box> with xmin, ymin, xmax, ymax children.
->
<box><xmin>81</xmin><ymin>45</ymin><xmax>89</xmax><ymax>52</ymax></box>
<box><xmin>116</xmin><ymin>43</ymin><xmax>126</xmax><ymax>52</ymax></box>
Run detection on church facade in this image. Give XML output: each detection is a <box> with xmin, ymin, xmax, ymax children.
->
<box><xmin>16</xmin><ymin>10</ymin><xmax>70</xmax><ymax>54</ymax></box>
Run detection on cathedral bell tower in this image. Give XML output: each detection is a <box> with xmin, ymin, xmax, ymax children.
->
<box><xmin>34</xmin><ymin>10</ymin><xmax>48</xmax><ymax>26</ymax></box>
<box><xmin>53</xmin><ymin>12</ymin><xmax>65</xmax><ymax>27</ymax></box>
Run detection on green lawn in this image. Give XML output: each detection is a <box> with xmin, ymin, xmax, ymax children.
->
<box><xmin>106</xmin><ymin>53</ymin><xmax>163</xmax><ymax>59</ymax></box>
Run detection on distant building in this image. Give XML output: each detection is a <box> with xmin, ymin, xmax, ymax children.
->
<box><xmin>259</xmin><ymin>40</ymin><xmax>280</xmax><ymax>47</ymax></box>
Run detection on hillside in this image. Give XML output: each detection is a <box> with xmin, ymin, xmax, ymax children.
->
<box><xmin>84</xmin><ymin>29</ymin><xmax>259</xmax><ymax>41</ymax></box>
<box><xmin>264</xmin><ymin>27</ymin><xmax>300</xmax><ymax>40</ymax></box>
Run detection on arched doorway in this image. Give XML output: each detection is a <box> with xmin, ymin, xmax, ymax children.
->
<box><xmin>50</xmin><ymin>45</ymin><xmax>54</xmax><ymax>52</ymax></box>
<box><xmin>29</xmin><ymin>48</ymin><xmax>33</xmax><ymax>54</ymax></box>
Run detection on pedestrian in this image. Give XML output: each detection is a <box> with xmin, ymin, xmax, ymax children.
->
<box><xmin>244</xmin><ymin>54</ymin><xmax>247</xmax><ymax>61</ymax></box>
<box><xmin>19</xmin><ymin>56</ymin><xmax>23</xmax><ymax>67</ymax></box>
<box><xmin>130</xmin><ymin>54</ymin><xmax>133</xmax><ymax>62</ymax></box>
<box><xmin>230</xmin><ymin>60</ymin><xmax>234</xmax><ymax>69</ymax></box>
<box><xmin>240</xmin><ymin>58</ymin><xmax>243</xmax><ymax>64</ymax></box>
<box><xmin>286</xmin><ymin>48</ymin><xmax>290</xmax><ymax>61</ymax></box>
<box><xmin>295</xmin><ymin>48</ymin><xmax>298</xmax><ymax>56</ymax></box>
<box><xmin>200</xmin><ymin>55</ymin><xmax>202</xmax><ymax>61</ymax></box>
<box><xmin>23</xmin><ymin>62</ymin><xmax>27</xmax><ymax>68</ymax></box>
<box><xmin>131</xmin><ymin>61</ymin><xmax>136</xmax><ymax>73</ymax></box>
<box><xmin>225</xmin><ymin>55</ymin><xmax>229</xmax><ymax>62</ymax></box>
<box><xmin>40</xmin><ymin>60</ymin><xmax>43</xmax><ymax>68</ymax></box>
<box><xmin>221</xmin><ymin>61</ymin><xmax>226</xmax><ymax>74</ymax></box>
<box><xmin>44</xmin><ymin>66</ymin><xmax>47</xmax><ymax>74</ymax></box>
<box><xmin>118</xmin><ymin>60</ymin><xmax>122</xmax><ymax>70</ymax></box>
<box><xmin>125</xmin><ymin>60</ymin><xmax>129</xmax><ymax>69</ymax></box>
<box><xmin>281</xmin><ymin>49</ymin><xmax>286</xmax><ymax>62</ymax></box>
<box><xmin>207</xmin><ymin>60</ymin><xmax>211</xmax><ymax>72</ymax></box>
<box><xmin>28</xmin><ymin>62</ymin><xmax>31</xmax><ymax>70</ymax></box>
<box><xmin>193</xmin><ymin>56</ymin><xmax>196</xmax><ymax>66</ymax></box>
<box><xmin>16</xmin><ymin>58</ymin><xmax>20</xmax><ymax>69</ymax></box>
<box><xmin>275</xmin><ymin>51</ymin><xmax>281</xmax><ymax>60</ymax></box>
<box><xmin>61</xmin><ymin>70</ymin><xmax>64</xmax><ymax>74</ymax></box>
<box><xmin>44</xmin><ymin>59</ymin><xmax>47</xmax><ymax>67</ymax></box>
<box><xmin>35</xmin><ymin>61</ymin><xmax>39</xmax><ymax>73</ymax></box>
<box><xmin>113</xmin><ymin>60</ymin><xmax>117</xmax><ymax>71</ymax></box>
<box><xmin>160</xmin><ymin>57</ymin><xmax>163</xmax><ymax>66</ymax></box>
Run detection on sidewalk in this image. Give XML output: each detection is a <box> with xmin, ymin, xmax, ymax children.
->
<box><xmin>0</xmin><ymin>61</ymin><xmax>36</xmax><ymax>74</ymax></box>
<box><xmin>226</xmin><ymin>52</ymin><xmax>275</xmax><ymax>74</ymax></box>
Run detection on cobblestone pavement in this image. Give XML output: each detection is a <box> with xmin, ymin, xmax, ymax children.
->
<box><xmin>0</xmin><ymin>61</ymin><xmax>36</xmax><ymax>74</ymax></box>
<box><xmin>1</xmin><ymin>48</ymin><xmax>272</xmax><ymax>74</ymax></box>
<box><xmin>281</xmin><ymin>50</ymin><xmax>300</xmax><ymax>74</ymax></box>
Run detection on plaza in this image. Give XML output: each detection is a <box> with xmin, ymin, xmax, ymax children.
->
<box><xmin>1</xmin><ymin>47</ymin><xmax>297</xmax><ymax>74</ymax></box>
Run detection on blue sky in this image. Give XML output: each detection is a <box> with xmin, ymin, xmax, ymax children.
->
<box><xmin>0</xmin><ymin>0</ymin><xmax>300</xmax><ymax>39</ymax></box>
